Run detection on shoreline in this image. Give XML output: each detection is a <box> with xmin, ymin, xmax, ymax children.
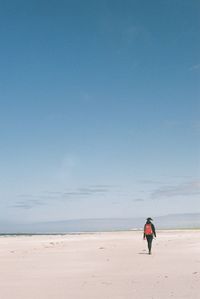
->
<box><xmin>0</xmin><ymin>227</ymin><xmax>200</xmax><ymax>236</ymax></box>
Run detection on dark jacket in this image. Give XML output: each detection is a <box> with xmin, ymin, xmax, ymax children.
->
<box><xmin>143</xmin><ymin>221</ymin><xmax>156</xmax><ymax>238</ymax></box>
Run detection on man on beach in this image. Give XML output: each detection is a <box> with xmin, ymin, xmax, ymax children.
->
<box><xmin>143</xmin><ymin>217</ymin><xmax>156</xmax><ymax>255</ymax></box>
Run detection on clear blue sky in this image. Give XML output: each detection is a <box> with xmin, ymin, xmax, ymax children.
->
<box><xmin>0</xmin><ymin>0</ymin><xmax>199</xmax><ymax>225</ymax></box>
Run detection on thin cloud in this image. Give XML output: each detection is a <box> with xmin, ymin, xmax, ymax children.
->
<box><xmin>138</xmin><ymin>179</ymin><xmax>163</xmax><ymax>185</ymax></box>
<box><xmin>18</xmin><ymin>193</ymin><xmax>59</xmax><ymax>200</ymax></box>
<box><xmin>190</xmin><ymin>64</ymin><xmax>200</xmax><ymax>71</ymax></box>
<box><xmin>11</xmin><ymin>199</ymin><xmax>45</xmax><ymax>209</ymax></box>
<box><xmin>61</xmin><ymin>187</ymin><xmax>111</xmax><ymax>200</ymax></box>
<box><xmin>151</xmin><ymin>180</ymin><xmax>200</xmax><ymax>199</ymax></box>
<box><xmin>133</xmin><ymin>198</ymin><xmax>144</xmax><ymax>202</ymax></box>
<box><xmin>12</xmin><ymin>204</ymin><xmax>33</xmax><ymax>209</ymax></box>
<box><xmin>91</xmin><ymin>184</ymin><xmax>113</xmax><ymax>188</ymax></box>
<box><xmin>14</xmin><ymin>185</ymin><xmax>113</xmax><ymax>209</ymax></box>
<box><xmin>77</xmin><ymin>187</ymin><xmax>109</xmax><ymax>193</ymax></box>
<box><xmin>17</xmin><ymin>194</ymin><xmax>37</xmax><ymax>198</ymax></box>
<box><xmin>44</xmin><ymin>191</ymin><xmax>64</xmax><ymax>195</ymax></box>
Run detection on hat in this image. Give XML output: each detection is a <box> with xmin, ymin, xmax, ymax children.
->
<box><xmin>146</xmin><ymin>217</ymin><xmax>153</xmax><ymax>221</ymax></box>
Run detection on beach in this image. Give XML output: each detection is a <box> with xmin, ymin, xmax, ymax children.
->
<box><xmin>0</xmin><ymin>230</ymin><xmax>199</xmax><ymax>299</ymax></box>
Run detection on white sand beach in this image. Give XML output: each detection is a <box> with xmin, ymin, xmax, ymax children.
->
<box><xmin>0</xmin><ymin>230</ymin><xmax>199</xmax><ymax>299</ymax></box>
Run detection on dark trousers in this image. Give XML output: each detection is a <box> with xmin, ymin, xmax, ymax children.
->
<box><xmin>146</xmin><ymin>235</ymin><xmax>153</xmax><ymax>253</ymax></box>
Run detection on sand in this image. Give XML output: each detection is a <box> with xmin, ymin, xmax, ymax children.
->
<box><xmin>0</xmin><ymin>230</ymin><xmax>199</xmax><ymax>299</ymax></box>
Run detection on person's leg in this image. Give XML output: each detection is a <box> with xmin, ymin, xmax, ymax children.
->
<box><xmin>149</xmin><ymin>235</ymin><xmax>153</xmax><ymax>254</ymax></box>
<box><xmin>146</xmin><ymin>235</ymin><xmax>153</xmax><ymax>254</ymax></box>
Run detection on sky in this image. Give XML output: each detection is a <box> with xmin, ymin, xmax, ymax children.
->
<box><xmin>0</xmin><ymin>0</ymin><xmax>199</xmax><ymax>226</ymax></box>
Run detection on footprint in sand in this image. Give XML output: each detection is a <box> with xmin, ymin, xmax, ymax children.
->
<box><xmin>101</xmin><ymin>281</ymin><xmax>112</xmax><ymax>285</ymax></box>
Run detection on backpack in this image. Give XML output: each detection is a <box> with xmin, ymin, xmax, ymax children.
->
<box><xmin>145</xmin><ymin>224</ymin><xmax>153</xmax><ymax>235</ymax></box>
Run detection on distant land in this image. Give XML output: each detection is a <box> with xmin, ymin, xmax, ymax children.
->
<box><xmin>0</xmin><ymin>213</ymin><xmax>200</xmax><ymax>234</ymax></box>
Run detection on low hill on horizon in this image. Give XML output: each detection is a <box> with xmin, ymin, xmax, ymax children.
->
<box><xmin>0</xmin><ymin>213</ymin><xmax>200</xmax><ymax>234</ymax></box>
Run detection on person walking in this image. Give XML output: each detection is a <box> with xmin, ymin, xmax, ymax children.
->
<box><xmin>143</xmin><ymin>217</ymin><xmax>156</xmax><ymax>254</ymax></box>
